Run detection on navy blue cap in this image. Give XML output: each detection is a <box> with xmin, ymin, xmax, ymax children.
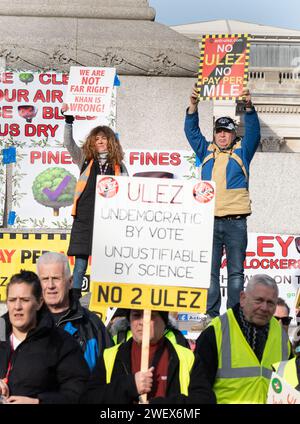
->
<box><xmin>215</xmin><ymin>116</ymin><xmax>236</xmax><ymax>132</ymax></box>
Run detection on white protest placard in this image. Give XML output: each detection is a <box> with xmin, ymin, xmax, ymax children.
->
<box><xmin>267</xmin><ymin>372</ymin><xmax>300</xmax><ymax>404</ymax></box>
<box><xmin>65</xmin><ymin>66</ymin><xmax>116</xmax><ymax>117</ymax></box>
<box><xmin>92</xmin><ymin>176</ymin><xmax>215</xmax><ymax>287</ymax></box>
<box><xmin>0</xmin><ymin>70</ymin><xmax>117</xmax><ymax>228</ymax></box>
<box><xmin>90</xmin><ymin>176</ymin><xmax>215</xmax><ymax>312</ymax></box>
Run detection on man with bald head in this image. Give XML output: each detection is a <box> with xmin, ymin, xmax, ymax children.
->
<box><xmin>195</xmin><ymin>274</ymin><xmax>292</xmax><ymax>404</ymax></box>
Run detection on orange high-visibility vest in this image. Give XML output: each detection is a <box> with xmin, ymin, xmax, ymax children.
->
<box><xmin>71</xmin><ymin>159</ymin><xmax>120</xmax><ymax>216</ymax></box>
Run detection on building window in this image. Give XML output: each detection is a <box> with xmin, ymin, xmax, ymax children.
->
<box><xmin>250</xmin><ymin>43</ymin><xmax>300</xmax><ymax>68</ymax></box>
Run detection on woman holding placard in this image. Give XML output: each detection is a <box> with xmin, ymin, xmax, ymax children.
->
<box><xmin>61</xmin><ymin>105</ymin><xmax>128</xmax><ymax>300</ymax></box>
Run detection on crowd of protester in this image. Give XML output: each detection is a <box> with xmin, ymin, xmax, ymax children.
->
<box><xmin>1</xmin><ymin>87</ymin><xmax>299</xmax><ymax>404</ymax></box>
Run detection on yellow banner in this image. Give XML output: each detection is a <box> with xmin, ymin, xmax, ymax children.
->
<box><xmin>0</xmin><ymin>233</ymin><xmax>91</xmax><ymax>301</ymax></box>
<box><xmin>91</xmin><ymin>306</ymin><xmax>109</xmax><ymax>323</ymax></box>
<box><xmin>90</xmin><ymin>282</ymin><xmax>207</xmax><ymax>313</ymax></box>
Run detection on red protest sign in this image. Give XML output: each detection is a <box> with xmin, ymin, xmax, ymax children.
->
<box><xmin>197</xmin><ymin>34</ymin><xmax>250</xmax><ymax>100</ymax></box>
<box><xmin>65</xmin><ymin>67</ymin><xmax>116</xmax><ymax>117</ymax></box>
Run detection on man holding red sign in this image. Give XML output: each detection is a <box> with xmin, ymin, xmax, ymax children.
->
<box><xmin>184</xmin><ymin>86</ymin><xmax>260</xmax><ymax>318</ymax></box>
<box><xmin>197</xmin><ymin>34</ymin><xmax>250</xmax><ymax>100</ymax></box>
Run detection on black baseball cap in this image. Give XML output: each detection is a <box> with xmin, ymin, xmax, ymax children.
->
<box><xmin>126</xmin><ymin>310</ymin><xmax>169</xmax><ymax>326</ymax></box>
<box><xmin>215</xmin><ymin>117</ymin><xmax>236</xmax><ymax>132</ymax></box>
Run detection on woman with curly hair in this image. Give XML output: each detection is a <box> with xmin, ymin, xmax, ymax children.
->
<box><xmin>62</xmin><ymin>105</ymin><xmax>128</xmax><ymax>299</ymax></box>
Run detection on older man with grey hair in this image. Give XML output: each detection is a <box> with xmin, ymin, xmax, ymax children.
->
<box><xmin>36</xmin><ymin>252</ymin><xmax>112</xmax><ymax>372</ymax></box>
<box><xmin>195</xmin><ymin>274</ymin><xmax>292</xmax><ymax>404</ymax></box>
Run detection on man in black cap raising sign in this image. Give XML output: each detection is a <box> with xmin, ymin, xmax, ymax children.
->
<box><xmin>184</xmin><ymin>87</ymin><xmax>261</xmax><ymax>319</ymax></box>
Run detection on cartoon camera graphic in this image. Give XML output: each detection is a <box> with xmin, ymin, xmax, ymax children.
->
<box><xmin>18</xmin><ymin>105</ymin><xmax>38</xmax><ymax>123</ymax></box>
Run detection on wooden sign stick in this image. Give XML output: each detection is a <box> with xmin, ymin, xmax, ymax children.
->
<box><xmin>139</xmin><ymin>309</ymin><xmax>151</xmax><ymax>404</ymax></box>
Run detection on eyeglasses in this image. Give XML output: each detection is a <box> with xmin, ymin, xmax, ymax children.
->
<box><xmin>274</xmin><ymin>316</ymin><xmax>292</xmax><ymax>326</ymax></box>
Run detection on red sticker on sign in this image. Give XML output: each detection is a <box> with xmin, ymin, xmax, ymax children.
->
<box><xmin>193</xmin><ymin>182</ymin><xmax>214</xmax><ymax>203</ymax></box>
<box><xmin>97</xmin><ymin>177</ymin><xmax>119</xmax><ymax>198</ymax></box>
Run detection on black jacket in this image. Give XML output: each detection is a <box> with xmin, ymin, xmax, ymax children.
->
<box><xmin>52</xmin><ymin>294</ymin><xmax>113</xmax><ymax>371</ymax></box>
<box><xmin>68</xmin><ymin>160</ymin><xmax>127</xmax><ymax>256</ymax></box>
<box><xmin>82</xmin><ymin>337</ymin><xmax>216</xmax><ymax>404</ymax></box>
<box><xmin>68</xmin><ymin>160</ymin><xmax>104</xmax><ymax>256</ymax></box>
<box><xmin>0</xmin><ymin>309</ymin><xmax>89</xmax><ymax>403</ymax></box>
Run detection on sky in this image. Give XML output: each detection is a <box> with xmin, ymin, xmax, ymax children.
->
<box><xmin>148</xmin><ymin>0</ymin><xmax>300</xmax><ymax>31</ymax></box>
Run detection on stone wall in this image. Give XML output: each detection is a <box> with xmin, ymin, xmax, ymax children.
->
<box><xmin>248</xmin><ymin>152</ymin><xmax>300</xmax><ymax>234</ymax></box>
<box><xmin>117</xmin><ymin>75</ymin><xmax>213</xmax><ymax>150</ymax></box>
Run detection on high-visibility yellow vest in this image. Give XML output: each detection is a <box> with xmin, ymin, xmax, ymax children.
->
<box><xmin>212</xmin><ymin>309</ymin><xmax>290</xmax><ymax>404</ymax></box>
<box><xmin>273</xmin><ymin>358</ymin><xmax>299</xmax><ymax>388</ymax></box>
<box><xmin>103</xmin><ymin>337</ymin><xmax>194</xmax><ymax>396</ymax></box>
<box><xmin>112</xmin><ymin>330</ymin><xmax>132</xmax><ymax>345</ymax></box>
<box><xmin>164</xmin><ymin>329</ymin><xmax>177</xmax><ymax>345</ymax></box>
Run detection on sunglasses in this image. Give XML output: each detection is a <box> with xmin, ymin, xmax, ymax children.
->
<box><xmin>274</xmin><ymin>316</ymin><xmax>292</xmax><ymax>326</ymax></box>
<box><xmin>215</xmin><ymin>128</ymin><xmax>232</xmax><ymax>134</ymax></box>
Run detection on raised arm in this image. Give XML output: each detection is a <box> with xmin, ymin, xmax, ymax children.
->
<box><xmin>187</xmin><ymin>85</ymin><xmax>199</xmax><ymax>115</ymax></box>
<box><xmin>61</xmin><ymin>104</ymin><xmax>85</xmax><ymax>169</ymax></box>
<box><xmin>184</xmin><ymin>85</ymin><xmax>210</xmax><ymax>162</ymax></box>
<box><xmin>240</xmin><ymin>89</ymin><xmax>261</xmax><ymax>162</ymax></box>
